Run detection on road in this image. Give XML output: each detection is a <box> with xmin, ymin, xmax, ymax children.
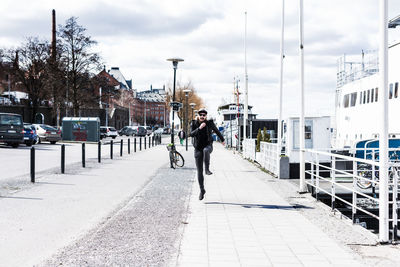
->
<box><xmin>0</xmin><ymin>135</ymin><xmax>159</xmax><ymax>189</ymax></box>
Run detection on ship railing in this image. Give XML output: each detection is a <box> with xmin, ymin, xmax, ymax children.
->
<box><xmin>304</xmin><ymin>148</ymin><xmax>400</xmax><ymax>242</ymax></box>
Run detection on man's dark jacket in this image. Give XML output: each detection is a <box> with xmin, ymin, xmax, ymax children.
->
<box><xmin>190</xmin><ymin>119</ymin><xmax>225</xmax><ymax>150</ymax></box>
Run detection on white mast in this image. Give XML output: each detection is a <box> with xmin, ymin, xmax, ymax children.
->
<box><xmin>277</xmin><ymin>0</ymin><xmax>285</xmax><ymax>179</ymax></box>
<box><xmin>299</xmin><ymin>0</ymin><xmax>307</xmax><ymax>192</ymax></box>
<box><xmin>378</xmin><ymin>0</ymin><xmax>389</xmax><ymax>243</ymax></box>
<box><xmin>244</xmin><ymin>11</ymin><xmax>249</xmax><ymax>142</ymax></box>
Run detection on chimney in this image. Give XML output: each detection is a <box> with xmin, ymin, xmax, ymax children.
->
<box><xmin>51</xmin><ymin>9</ymin><xmax>56</xmax><ymax>60</ymax></box>
<box><xmin>150</xmin><ymin>84</ymin><xmax>152</xmax><ymax>91</ymax></box>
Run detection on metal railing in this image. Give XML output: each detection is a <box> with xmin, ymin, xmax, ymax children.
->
<box><xmin>304</xmin><ymin>148</ymin><xmax>400</xmax><ymax>242</ymax></box>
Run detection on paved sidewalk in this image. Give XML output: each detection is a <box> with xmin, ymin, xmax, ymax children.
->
<box><xmin>176</xmin><ymin>144</ymin><xmax>363</xmax><ymax>267</ymax></box>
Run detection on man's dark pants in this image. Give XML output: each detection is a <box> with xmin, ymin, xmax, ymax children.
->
<box><xmin>194</xmin><ymin>144</ymin><xmax>213</xmax><ymax>191</ymax></box>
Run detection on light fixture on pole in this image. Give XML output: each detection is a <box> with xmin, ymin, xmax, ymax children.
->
<box><xmin>183</xmin><ymin>89</ymin><xmax>191</xmax><ymax>151</ymax></box>
<box><xmin>167</xmin><ymin>58</ymin><xmax>184</xmax><ymax>146</ymax></box>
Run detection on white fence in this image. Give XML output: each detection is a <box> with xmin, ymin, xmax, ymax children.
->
<box><xmin>243</xmin><ymin>139</ymin><xmax>279</xmax><ymax>177</ymax></box>
<box><xmin>305</xmin><ymin>148</ymin><xmax>400</xmax><ymax>242</ymax></box>
<box><xmin>243</xmin><ymin>139</ymin><xmax>256</xmax><ymax>161</ymax></box>
<box><xmin>259</xmin><ymin>142</ymin><xmax>278</xmax><ymax>176</ymax></box>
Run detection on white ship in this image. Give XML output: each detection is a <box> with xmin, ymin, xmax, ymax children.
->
<box><xmin>333</xmin><ymin>41</ymin><xmax>400</xmax><ymax>150</ymax></box>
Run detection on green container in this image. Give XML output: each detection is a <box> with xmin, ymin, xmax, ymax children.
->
<box><xmin>62</xmin><ymin>117</ymin><xmax>100</xmax><ymax>142</ymax></box>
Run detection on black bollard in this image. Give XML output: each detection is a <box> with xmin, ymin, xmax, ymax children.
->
<box><xmin>152</xmin><ymin>136</ymin><xmax>154</xmax><ymax>147</ymax></box>
<box><xmin>61</xmin><ymin>144</ymin><xmax>65</xmax><ymax>174</ymax></box>
<box><xmin>149</xmin><ymin>136</ymin><xmax>151</xmax><ymax>147</ymax></box>
<box><xmin>144</xmin><ymin>137</ymin><xmax>146</xmax><ymax>150</ymax></box>
<box><xmin>82</xmin><ymin>143</ymin><xmax>85</xmax><ymax>168</ymax></box>
<box><xmin>140</xmin><ymin>138</ymin><xmax>142</xmax><ymax>151</ymax></box>
<box><xmin>134</xmin><ymin>138</ymin><xmax>137</xmax><ymax>152</ymax></box>
<box><xmin>110</xmin><ymin>140</ymin><xmax>113</xmax><ymax>159</ymax></box>
<box><xmin>128</xmin><ymin>138</ymin><xmax>131</xmax><ymax>154</ymax></box>
<box><xmin>30</xmin><ymin>147</ymin><xmax>35</xmax><ymax>183</ymax></box>
<box><xmin>120</xmin><ymin>139</ymin><xmax>123</xmax><ymax>156</ymax></box>
<box><xmin>98</xmin><ymin>141</ymin><xmax>101</xmax><ymax>163</ymax></box>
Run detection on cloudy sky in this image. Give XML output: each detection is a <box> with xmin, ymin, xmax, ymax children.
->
<box><xmin>2</xmin><ymin>0</ymin><xmax>400</xmax><ymax>119</ymax></box>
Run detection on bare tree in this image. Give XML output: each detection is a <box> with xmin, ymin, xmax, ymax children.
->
<box><xmin>8</xmin><ymin>37</ymin><xmax>50</xmax><ymax>121</ymax></box>
<box><xmin>59</xmin><ymin>17</ymin><xmax>101</xmax><ymax>116</ymax></box>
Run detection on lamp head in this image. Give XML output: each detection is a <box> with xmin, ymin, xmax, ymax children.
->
<box><xmin>190</xmin><ymin>102</ymin><xmax>196</xmax><ymax>108</ymax></box>
<box><xmin>167</xmin><ymin>58</ymin><xmax>184</xmax><ymax>69</ymax></box>
<box><xmin>183</xmin><ymin>89</ymin><xmax>191</xmax><ymax>95</ymax></box>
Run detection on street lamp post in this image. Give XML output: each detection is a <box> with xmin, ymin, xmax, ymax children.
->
<box><xmin>167</xmin><ymin>58</ymin><xmax>184</xmax><ymax>145</ymax></box>
<box><xmin>183</xmin><ymin>89</ymin><xmax>191</xmax><ymax>151</ymax></box>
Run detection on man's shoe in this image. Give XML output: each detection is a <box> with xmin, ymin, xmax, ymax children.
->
<box><xmin>205</xmin><ymin>170</ymin><xmax>213</xmax><ymax>175</ymax></box>
<box><xmin>199</xmin><ymin>189</ymin><xmax>206</xmax><ymax>200</ymax></box>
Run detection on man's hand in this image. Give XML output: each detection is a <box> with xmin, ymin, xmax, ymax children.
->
<box><xmin>222</xmin><ymin>141</ymin><xmax>225</xmax><ymax>146</ymax></box>
<box><xmin>199</xmin><ymin>122</ymin><xmax>206</xmax><ymax>129</ymax></box>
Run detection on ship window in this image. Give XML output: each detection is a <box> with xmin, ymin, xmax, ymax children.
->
<box><xmin>343</xmin><ymin>94</ymin><xmax>350</xmax><ymax>108</ymax></box>
<box><xmin>375</xmin><ymin>87</ymin><xmax>378</xmax><ymax>101</ymax></box>
<box><xmin>363</xmin><ymin>91</ymin><xmax>366</xmax><ymax>104</ymax></box>
<box><xmin>371</xmin><ymin>88</ymin><xmax>374</xmax><ymax>102</ymax></box>
<box><xmin>359</xmin><ymin>92</ymin><xmax>363</xmax><ymax>104</ymax></box>
<box><xmin>350</xmin><ymin>92</ymin><xmax>357</xmax><ymax>107</ymax></box>
<box><xmin>395</xmin><ymin>82</ymin><xmax>398</xmax><ymax>98</ymax></box>
<box><xmin>367</xmin><ymin>90</ymin><xmax>370</xmax><ymax>103</ymax></box>
<box><xmin>389</xmin><ymin>83</ymin><xmax>393</xmax><ymax>99</ymax></box>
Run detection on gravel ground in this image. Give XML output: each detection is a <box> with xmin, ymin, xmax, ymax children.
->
<box><xmin>39</xmin><ymin>161</ymin><xmax>195</xmax><ymax>266</ymax></box>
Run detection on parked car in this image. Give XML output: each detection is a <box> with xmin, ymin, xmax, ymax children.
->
<box><xmin>118</xmin><ymin>126</ymin><xmax>137</xmax><ymax>136</ymax></box>
<box><xmin>146</xmin><ymin>126</ymin><xmax>152</xmax><ymax>136</ymax></box>
<box><xmin>153</xmin><ymin>128</ymin><xmax>163</xmax><ymax>134</ymax></box>
<box><xmin>134</xmin><ymin>126</ymin><xmax>147</xmax><ymax>137</ymax></box>
<box><xmin>162</xmin><ymin>127</ymin><xmax>170</xmax><ymax>134</ymax></box>
<box><xmin>100</xmin><ymin>126</ymin><xmax>118</xmax><ymax>139</ymax></box>
<box><xmin>0</xmin><ymin>112</ymin><xmax>24</xmax><ymax>148</ymax></box>
<box><xmin>23</xmin><ymin>124</ymin><xmax>38</xmax><ymax>146</ymax></box>
<box><xmin>33</xmin><ymin>124</ymin><xmax>62</xmax><ymax>144</ymax></box>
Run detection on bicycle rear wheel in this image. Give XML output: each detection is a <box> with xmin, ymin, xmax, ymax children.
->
<box><xmin>173</xmin><ymin>151</ymin><xmax>185</xmax><ymax>167</ymax></box>
<box><xmin>357</xmin><ymin>165</ymin><xmax>372</xmax><ymax>189</ymax></box>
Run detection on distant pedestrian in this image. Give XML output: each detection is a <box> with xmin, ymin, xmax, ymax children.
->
<box><xmin>178</xmin><ymin>129</ymin><xmax>186</xmax><ymax>145</ymax></box>
<box><xmin>190</xmin><ymin>108</ymin><xmax>225</xmax><ymax>200</ymax></box>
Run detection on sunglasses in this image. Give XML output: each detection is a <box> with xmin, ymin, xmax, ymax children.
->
<box><xmin>199</xmin><ymin>114</ymin><xmax>207</xmax><ymax>117</ymax></box>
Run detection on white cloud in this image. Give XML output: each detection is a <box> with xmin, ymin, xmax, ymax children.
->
<box><xmin>1</xmin><ymin>0</ymin><xmax>400</xmax><ymax>121</ymax></box>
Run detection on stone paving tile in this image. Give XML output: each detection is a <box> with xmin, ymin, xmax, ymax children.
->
<box><xmin>175</xmin><ymin>145</ymin><xmax>363</xmax><ymax>267</ymax></box>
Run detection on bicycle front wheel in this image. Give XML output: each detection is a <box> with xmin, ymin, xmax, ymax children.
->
<box><xmin>173</xmin><ymin>151</ymin><xmax>185</xmax><ymax>167</ymax></box>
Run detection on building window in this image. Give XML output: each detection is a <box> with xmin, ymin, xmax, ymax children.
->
<box><xmin>363</xmin><ymin>91</ymin><xmax>366</xmax><ymax>104</ymax></box>
<box><xmin>343</xmin><ymin>94</ymin><xmax>350</xmax><ymax>108</ymax></box>
<box><xmin>389</xmin><ymin>83</ymin><xmax>393</xmax><ymax>99</ymax></box>
<box><xmin>375</xmin><ymin>87</ymin><xmax>378</xmax><ymax>102</ymax></box>
<box><xmin>350</xmin><ymin>92</ymin><xmax>357</xmax><ymax>107</ymax></box>
<box><xmin>293</xmin><ymin>120</ymin><xmax>313</xmax><ymax>149</ymax></box>
<box><xmin>367</xmin><ymin>90</ymin><xmax>370</xmax><ymax>103</ymax></box>
<box><xmin>395</xmin><ymin>82</ymin><xmax>399</xmax><ymax>98</ymax></box>
<box><xmin>359</xmin><ymin>91</ymin><xmax>363</xmax><ymax>104</ymax></box>
<box><xmin>371</xmin><ymin>88</ymin><xmax>374</xmax><ymax>103</ymax></box>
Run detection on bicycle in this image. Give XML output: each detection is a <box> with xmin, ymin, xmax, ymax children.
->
<box><xmin>167</xmin><ymin>143</ymin><xmax>185</xmax><ymax>168</ymax></box>
<box><xmin>356</xmin><ymin>152</ymin><xmax>400</xmax><ymax>189</ymax></box>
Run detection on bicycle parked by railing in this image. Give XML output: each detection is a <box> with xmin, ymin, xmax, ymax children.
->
<box><xmin>167</xmin><ymin>143</ymin><xmax>184</xmax><ymax>169</ymax></box>
<box><xmin>357</xmin><ymin>151</ymin><xmax>400</xmax><ymax>189</ymax></box>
